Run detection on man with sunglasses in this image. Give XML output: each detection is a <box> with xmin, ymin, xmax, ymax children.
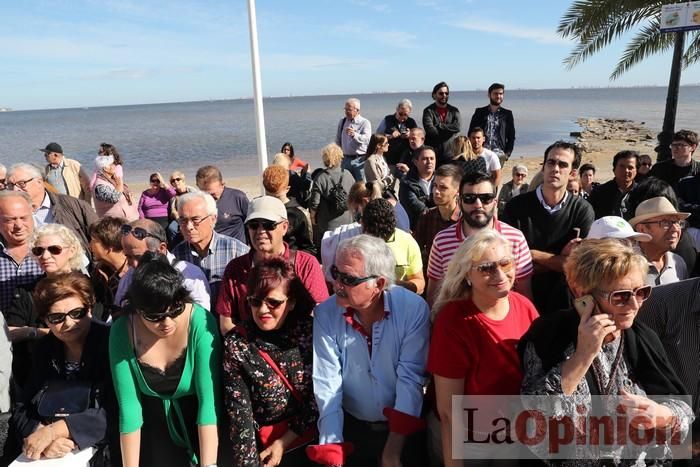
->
<box><xmin>630</xmin><ymin>196</ymin><xmax>690</xmax><ymax>286</ymax></box>
<box><xmin>113</xmin><ymin>219</ymin><xmax>211</xmax><ymax>311</ymax></box>
<box><xmin>309</xmin><ymin>234</ymin><xmax>429</xmax><ymax>467</ymax></box>
<box><xmin>216</xmin><ymin>196</ymin><xmax>327</xmax><ymax>335</ymax></box>
<box><xmin>427</xmin><ymin>171</ymin><xmax>533</xmax><ymax>307</ymax></box>
<box><xmin>501</xmin><ymin>141</ymin><xmax>594</xmax><ymax>314</ymax></box>
<box><xmin>422</xmin><ymin>82</ymin><xmax>461</xmax><ymax>166</ymax></box>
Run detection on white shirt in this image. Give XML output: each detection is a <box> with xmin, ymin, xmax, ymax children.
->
<box><xmin>33</xmin><ymin>192</ymin><xmax>53</xmax><ymax>226</ymax></box>
<box><xmin>478</xmin><ymin>148</ymin><xmax>501</xmax><ymax>171</ymax></box>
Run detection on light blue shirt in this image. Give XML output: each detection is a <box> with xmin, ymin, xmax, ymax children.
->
<box><xmin>312</xmin><ymin>286</ymin><xmax>430</xmax><ymax>444</ymax></box>
<box><xmin>33</xmin><ymin>192</ymin><xmax>53</xmax><ymax>226</ymax></box>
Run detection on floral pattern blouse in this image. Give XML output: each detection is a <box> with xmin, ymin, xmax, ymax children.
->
<box><xmin>223</xmin><ymin>316</ymin><xmax>317</xmax><ymax>465</ymax></box>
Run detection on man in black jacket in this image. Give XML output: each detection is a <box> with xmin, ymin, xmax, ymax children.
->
<box><xmin>377</xmin><ymin>98</ymin><xmax>418</xmax><ymax>174</ymax></box>
<box><xmin>399</xmin><ymin>146</ymin><xmax>436</xmax><ymax>230</ymax></box>
<box><xmin>588</xmin><ymin>150</ymin><xmax>639</xmax><ymax>219</ymax></box>
<box><xmin>422</xmin><ymin>81</ymin><xmax>461</xmax><ymax>165</ymax></box>
<box><xmin>469</xmin><ymin>83</ymin><xmax>515</xmax><ymax>166</ymax></box>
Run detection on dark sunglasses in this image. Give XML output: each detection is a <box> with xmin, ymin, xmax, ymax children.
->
<box><xmin>150</xmin><ymin>179</ymin><xmax>159</xmax><ymax>183</ymax></box>
<box><xmin>139</xmin><ymin>302</ymin><xmax>186</xmax><ymax>322</ymax></box>
<box><xmin>246</xmin><ymin>219</ymin><xmax>282</xmax><ymax>231</ymax></box>
<box><xmin>170</xmin><ymin>177</ymin><xmax>183</xmax><ymax>183</ymax></box>
<box><xmin>472</xmin><ymin>257</ymin><xmax>515</xmax><ymax>276</ymax></box>
<box><xmin>246</xmin><ymin>296</ymin><xmax>288</xmax><ymax>309</ymax></box>
<box><xmin>120</xmin><ymin>224</ymin><xmax>163</xmax><ymax>241</ymax></box>
<box><xmin>45</xmin><ymin>307</ymin><xmax>89</xmax><ymax>325</ymax></box>
<box><xmin>32</xmin><ymin>245</ymin><xmax>64</xmax><ymax>256</ymax></box>
<box><xmin>597</xmin><ymin>286</ymin><xmax>652</xmax><ymax>307</ymax></box>
<box><xmin>330</xmin><ymin>265</ymin><xmax>378</xmax><ymax>287</ymax></box>
<box><xmin>460</xmin><ymin>193</ymin><xmax>496</xmax><ymax>204</ymax></box>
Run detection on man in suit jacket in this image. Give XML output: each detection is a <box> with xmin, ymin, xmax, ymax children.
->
<box><xmin>469</xmin><ymin>83</ymin><xmax>515</xmax><ymax>166</ymax></box>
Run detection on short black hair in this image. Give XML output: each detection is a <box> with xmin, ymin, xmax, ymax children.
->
<box><xmin>126</xmin><ymin>252</ymin><xmax>192</xmax><ymax>314</ymax></box>
<box><xmin>460</xmin><ymin>171</ymin><xmax>494</xmax><ymax>194</ymax></box>
<box><xmin>542</xmin><ymin>141</ymin><xmax>582</xmax><ymax>170</ymax></box>
<box><xmin>578</xmin><ymin>163</ymin><xmax>596</xmax><ymax>176</ymax></box>
<box><xmin>488</xmin><ymin>83</ymin><xmax>505</xmax><ymax>94</ymax></box>
<box><xmin>431</xmin><ymin>81</ymin><xmax>449</xmax><ymax>97</ymax></box>
<box><xmin>436</xmin><ymin>164</ymin><xmax>463</xmax><ymax>185</ymax></box>
<box><xmin>89</xmin><ymin>216</ymin><xmax>127</xmax><ymax>251</ymax></box>
<box><xmin>625</xmin><ymin>177</ymin><xmax>678</xmax><ymax>221</ymax></box>
<box><xmin>361</xmin><ymin>198</ymin><xmax>396</xmax><ymax>242</ymax></box>
<box><xmin>672</xmin><ymin>129</ymin><xmax>698</xmax><ymax>147</ymax></box>
<box><xmin>612</xmin><ymin>150</ymin><xmax>640</xmax><ymax>170</ymax></box>
<box><xmin>414</xmin><ymin>145</ymin><xmax>436</xmax><ymax>160</ymax></box>
<box><xmin>468</xmin><ymin>127</ymin><xmax>485</xmax><ymax>137</ymax></box>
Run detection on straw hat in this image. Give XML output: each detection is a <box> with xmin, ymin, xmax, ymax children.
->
<box><xmin>628</xmin><ymin>197</ymin><xmax>690</xmax><ymax>227</ymax></box>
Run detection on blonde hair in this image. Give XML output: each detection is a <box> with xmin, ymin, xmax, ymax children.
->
<box><xmin>272</xmin><ymin>153</ymin><xmax>291</xmax><ymax>169</ymax></box>
<box><xmin>432</xmin><ymin>230</ymin><xmax>512</xmax><ymax>319</ymax></box>
<box><xmin>321</xmin><ymin>143</ymin><xmax>343</xmax><ymax>169</ymax></box>
<box><xmin>451</xmin><ymin>135</ymin><xmax>477</xmax><ymax>161</ymax></box>
<box><xmin>31</xmin><ymin>223</ymin><xmax>85</xmax><ymax>271</ymax></box>
<box><xmin>149</xmin><ymin>172</ymin><xmax>167</xmax><ymax>189</ymax></box>
<box><xmin>169</xmin><ymin>170</ymin><xmax>186</xmax><ymax>182</ymax></box>
<box><xmin>564</xmin><ymin>239</ymin><xmax>648</xmax><ymax>294</ymax></box>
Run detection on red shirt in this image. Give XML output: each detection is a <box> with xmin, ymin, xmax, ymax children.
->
<box><xmin>427</xmin><ymin>292</ymin><xmax>538</xmax><ymax>395</ymax></box>
<box><xmin>215</xmin><ymin>243</ymin><xmax>329</xmax><ymax>322</ymax></box>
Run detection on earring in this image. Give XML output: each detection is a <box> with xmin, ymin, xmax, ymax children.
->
<box><xmin>466</xmin><ymin>279</ymin><xmax>472</xmax><ymax>287</ymax></box>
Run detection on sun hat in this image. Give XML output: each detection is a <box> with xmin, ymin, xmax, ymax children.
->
<box><xmin>245</xmin><ymin>195</ymin><xmax>287</xmax><ymax>223</ymax></box>
<box><xmin>628</xmin><ymin>197</ymin><xmax>690</xmax><ymax>227</ymax></box>
<box><xmin>587</xmin><ymin>216</ymin><xmax>651</xmax><ymax>242</ymax></box>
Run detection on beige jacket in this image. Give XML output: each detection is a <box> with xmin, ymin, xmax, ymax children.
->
<box><xmin>45</xmin><ymin>158</ymin><xmax>92</xmax><ymax>204</ymax></box>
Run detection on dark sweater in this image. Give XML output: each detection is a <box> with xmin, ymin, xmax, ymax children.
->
<box><xmin>648</xmin><ymin>159</ymin><xmax>700</xmax><ymax>191</ymax></box>
<box><xmin>587</xmin><ymin>179</ymin><xmax>635</xmax><ymax>219</ymax></box>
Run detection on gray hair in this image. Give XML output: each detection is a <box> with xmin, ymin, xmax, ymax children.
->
<box><xmin>94</xmin><ymin>155</ymin><xmax>114</xmax><ymax>171</ymax></box>
<box><xmin>0</xmin><ymin>190</ymin><xmax>32</xmax><ymax>206</ymax></box>
<box><xmin>0</xmin><ymin>163</ymin><xmax>6</xmax><ymax>175</ymax></box>
<box><xmin>31</xmin><ymin>223</ymin><xmax>86</xmax><ymax>271</ymax></box>
<box><xmin>8</xmin><ymin>163</ymin><xmax>43</xmax><ymax>180</ymax></box>
<box><xmin>177</xmin><ymin>191</ymin><xmax>218</xmax><ymax>217</ymax></box>
<box><xmin>512</xmin><ymin>164</ymin><xmax>528</xmax><ymax>175</ymax></box>
<box><xmin>397</xmin><ymin>99</ymin><xmax>413</xmax><ymax>111</ymax></box>
<box><xmin>346</xmin><ymin>98</ymin><xmax>361</xmax><ymax>110</ymax></box>
<box><xmin>336</xmin><ymin>234</ymin><xmax>395</xmax><ymax>289</ymax></box>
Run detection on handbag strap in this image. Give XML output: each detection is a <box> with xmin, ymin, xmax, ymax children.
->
<box><xmin>257</xmin><ymin>348</ymin><xmax>303</xmax><ymax>403</ymax></box>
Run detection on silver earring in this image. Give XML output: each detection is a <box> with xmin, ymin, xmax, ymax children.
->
<box><xmin>466</xmin><ymin>279</ymin><xmax>472</xmax><ymax>287</ymax></box>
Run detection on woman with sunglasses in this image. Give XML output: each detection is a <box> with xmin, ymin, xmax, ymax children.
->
<box><xmin>137</xmin><ymin>172</ymin><xmax>175</xmax><ymax>231</ymax></box>
<box><xmin>5</xmin><ymin>223</ymin><xmax>87</xmax><ymax>387</ymax></box>
<box><xmin>223</xmin><ymin>258</ymin><xmax>317</xmax><ymax>466</ymax></box>
<box><xmin>13</xmin><ymin>272</ymin><xmax>118</xmax><ymax>464</ymax></box>
<box><xmin>519</xmin><ymin>239</ymin><xmax>693</xmax><ymax>464</ymax></box>
<box><xmin>109</xmin><ymin>252</ymin><xmax>221</xmax><ymax>467</ymax></box>
<box><xmin>427</xmin><ymin>229</ymin><xmax>538</xmax><ymax>466</ymax></box>
<box><xmin>92</xmin><ymin>154</ymin><xmax>138</xmax><ymax>221</ymax></box>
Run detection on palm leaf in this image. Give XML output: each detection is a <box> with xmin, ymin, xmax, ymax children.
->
<box><xmin>682</xmin><ymin>32</ymin><xmax>700</xmax><ymax>67</ymax></box>
<box><xmin>610</xmin><ymin>18</ymin><xmax>674</xmax><ymax>80</ymax></box>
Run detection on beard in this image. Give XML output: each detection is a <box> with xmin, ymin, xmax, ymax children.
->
<box><xmin>464</xmin><ymin>209</ymin><xmax>494</xmax><ymax>228</ymax></box>
<box><xmin>489</xmin><ymin>97</ymin><xmax>501</xmax><ymax>106</ymax></box>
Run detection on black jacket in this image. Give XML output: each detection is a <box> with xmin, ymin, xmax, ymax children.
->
<box><xmin>399</xmin><ymin>174</ymin><xmax>434</xmax><ymax>230</ymax></box>
<box><xmin>468</xmin><ymin>105</ymin><xmax>515</xmax><ymax>156</ymax></box>
<box><xmin>677</xmin><ymin>174</ymin><xmax>700</xmax><ymax>229</ymax></box>
<box><xmin>587</xmin><ymin>179</ymin><xmax>635</xmax><ymax>219</ymax></box>
<box><xmin>422</xmin><ymin>103</ymin><xmax>461</xmax><ymax>164</ymax></box>
<box><xmin>379</xmin><ymin>114</ymin><xmax>418</xmax><ymax>165</ymax></box>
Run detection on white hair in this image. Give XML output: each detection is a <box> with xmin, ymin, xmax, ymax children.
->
<box><xmin>31</xmin><ymin>223</ymin><xmax>86</xmax><ymax>271</ymax></box>
<box><xmin>8</xmin><ymin>163</ymin><xmax>43</xmax><ymax>180</ymax></box>
<box><xmin>94</xmin><ymin>155</ymin><xmax>114</xmax><ymax>170</ymax></box>
<box><xmin>336</xmin><ymin>234</ymin><xmax>395</xmax><ymax>289</ymax></box>
<box><xmin>512</xmin><ymin>164</ymin><xmax>528</xmax><ymax>175</ymax></box>
<box><xmin>346</xmin><ymin>98</ymin><xmax>361</xmax><ymax>110</ymax></box>
<box><xmin>397</xmin><ymin>99</ymin><xmax>413</xmax><ymax>111</ymax></box>
<box><xmin>177</xmin><ymin>191</ymin><xmax>218</xmax><ymax>217</ymax></box>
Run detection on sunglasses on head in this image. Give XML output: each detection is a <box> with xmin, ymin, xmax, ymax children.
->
<box><xmin>32</xmin><ymin>245</ymin><xmax>64</xmax><ymax>256</ymax></box>
<box><xmin>246</xmin><ymin>219</ymin><xmax>281</xmax><ymax>231</ymax></box>
<box><xmin>597</xmin><ymin>286</ymin><xmax>652</xmax><ymax>307</ymax></box>
<box><xmin>45</xmin><ymin>307</ymin><xmax>89</xmax><ymax>325</ymax></box>
<box><xmin>472</xmin><ymin>257</ymin><xmax>515</xmax><ymax>276</ymax></box>
<box><xmin>330</xmin><ymin>265</ymin><xmax>378</xmax><ymax>287</ymax></box>
<box><xmin>139</xmin><ymin>302</ymin><xmax>186</xmax><ymax>322</ymax></box>
<box><xmin>461</xmin><ymin>193</ymin><xmax>496</xmax><ymax>205</ymax></box>
<box><xmin>246</xmin><ymin>296</ymin><xmax>288</xmax><ymax>309</ymax></box>
<box><xmin>120</xmin><ymin>224</ymin><xmax>163</xmax><ymax>241</ymax></box>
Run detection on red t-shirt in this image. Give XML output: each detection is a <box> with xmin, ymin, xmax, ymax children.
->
<box><xmin>436</xmin><ymin>107</ymin><xmax>448</xmax><ymax>122</ymax></box>
<box><xmin>427</xmin><ymin>292</ymin><xmax>538</xmax><ymax>395</ymax></box>
<box><xmin>215</xmin><ymin>243</ymin><xmax>329</xmax><ymax>323</ymax></box>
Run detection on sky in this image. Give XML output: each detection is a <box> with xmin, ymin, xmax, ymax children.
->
<box><xmin>2</xmin><ymin>0</ymin><xmax>700</xmax><ymax>110</ymax></box>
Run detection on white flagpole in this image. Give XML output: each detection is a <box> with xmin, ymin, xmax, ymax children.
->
<box><xmin>246</xmin><ymin>0</ymin><xmax>268</xmax><ymax>187</ymax></box>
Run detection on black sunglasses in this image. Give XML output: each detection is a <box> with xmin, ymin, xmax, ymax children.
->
<box><xmin>139</xmin><ymin>302</ymin><xmax>186</xmax><ymax>322</ymax></box>
<box><xmin>246</xmin><ymin>296</ymin><xmax>287</xmax><ymax>309</ymax></box>
<box><xmin>330</xmin><ymin>265</ymin><xmax>378</xmax><ymax>287</ymax></box>
<box><xmin>150</xmin><ymin>179</ymin><xmax>159</xmax><ymax>183</ymax></box>
<box><xmin>32</xmin><ymin>245</ymin><xmax>64</xmax><ymax>256</ymax></box>
<box><xmin>45</xmin><ymin>307</ymin><xmax>89</xmax><ymax>325</ymax></box>
<box><xmin>246</xmin><ymin>219</ymin><xmax>282</xmax><ymax>231</ymax></box>
<box><xmin>460</xmin><ymin>193</ymin><xmax>496</xmax><ymax>204</ymax></box>
<box><xmin>120</xmin><ymin>224</ymin><xmax>163</xmax><ymax>241</ymax></box>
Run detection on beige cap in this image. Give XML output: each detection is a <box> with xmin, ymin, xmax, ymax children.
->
<box><xmin>245</xmin><ymin>195</ymin><xmax>287</xmax><ymax>223</ymax></box>
<box><xmin>628</xmin><ymin>196</ymin><xmax>690</xmax><ymax>227</ymax></box>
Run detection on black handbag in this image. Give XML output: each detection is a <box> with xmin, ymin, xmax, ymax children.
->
<box><xmin>36</xmin><ymin>380</ymin><xmax>93</xmax><ymax>421</ymax></box>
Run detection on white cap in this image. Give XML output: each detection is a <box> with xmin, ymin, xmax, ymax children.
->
<box><xmin>587</xmin><ymin>216</ymin><xmax>651</xmax><ymax>242</ymax></box>
<box><xmin>245</xmin><ymin>195</ymin><xmax>287</xmax><ymax>223</ymax></box>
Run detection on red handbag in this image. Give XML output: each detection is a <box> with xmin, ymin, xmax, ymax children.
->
<box><xmin>256</xmin><ymin>349</ymin><xmax>317</xmax><ymax>451</ymax></box>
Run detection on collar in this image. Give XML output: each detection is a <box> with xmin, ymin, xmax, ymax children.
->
<box><xmin>342</xmin><ymin>292</ymin><xmax>391</xmax><ymax>323</ymax></box>
<box><xmin>37</xmin><ymin>192</ymin><xmax>51</xmax><ymax>212</ymax></box>
<box><xmin>48</xmin><ymin>159</ymin><xmax>65</xmax><ymax>170</ymax></box>
<box><xmin>457</xmin><ymin>216</ymin><xmax>497</xmax><ymax>241</ymax></box>
<box><xmin>189</xmin><ymin>230</ymin><xmax>218</xmax><ymax>255</ymax></box>
<box><xmin>535</xmin><ymin>185</ymin><xmax>568</xmax><ymax>213</ymax></box>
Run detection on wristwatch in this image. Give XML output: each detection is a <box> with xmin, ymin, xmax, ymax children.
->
<box><xmin>28</xmin><ymin>327</ymin><xmax>37</xmax><ymax>339</ymax></box>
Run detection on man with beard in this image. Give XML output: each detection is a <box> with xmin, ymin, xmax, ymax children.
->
<box><xmin>422</xmin><ymin>82</ymin><xmax>461</xmax><ymax>165</ymax></box>
<box><xmin>501</xmin><ymin>141</ymin><xmax>594</xmax><ymax>314</ymax></box>
<box><xmin>377</xmin><ymin>99</ymin><xmax>418</xmax><ymax>176</ymax></box>
<box><xmin>426</xmin><ymin>171</ymin><xmax>533</xmax><ymax>307</ymax></box>
<box><xmin>469</xmin><ymin>83</ymin><xmax>516</xmax><ymax>166</ymax></box>
<box><xmin>588</xmin><ymin>150</ymin><xmax>639</xmax><ymax>219</ymax></box>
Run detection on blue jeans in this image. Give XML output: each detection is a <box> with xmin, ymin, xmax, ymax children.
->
<box><xmin>342</xmin><ymin>155</ymin><xmax>366</xmax><ymax>182</ymax></box>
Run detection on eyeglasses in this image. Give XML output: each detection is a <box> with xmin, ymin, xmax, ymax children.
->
<box><xmin>150</xmin><ymin>179</ymin><xmax>159</xmax><ymax>184</ymax></box>
<box><xmin>460</xmin><ymin>193</ymin><xmax>496</xmax><ymax>204</ymax></box>
<box><xmin>514</xmin><ymin>173</ymin><xmax>527</xmax><ymax>177</ymax></box>
<box><xmin>7</xmin><ymin>177</ymin><xmax>36</xmax><ymax>190</ymax></box>
<box><xmin>31</xmin><ymin>245</ymin><xmax>64</xmax><ymax>256</ymax></box>
<box><xmin>330</xmin><ymin>265</ymin><xmax>378</xmax><ymax>287</ymax></box>
<box><xmin>45</xmin><ymin>307</ymin><xmax>89</xmax><ymax>325</ymax></box>
<box><xmin>139</xmin><ymin>302</ymin><xmax>186</xmax><ymax>322</ymax></box>
<box><xmin>246</xmin><ymin>219</ymin><xmax>282</xmax><ymax>231</ymax></box>
<box><xmin>246</xmin><ymin>296</ymin><xmax>288</xmax><ymax>309</ymax></box>
<box><xmin>596</xmin><ymin>285</ymin><xmax>652</xmax><ymax>307</ymax></box>
<box><xmin>170</xmin><ymin>177</ymin><xmax>183</xmax><ymax>183</ymax></box>
<box><xmin>437</xmin><ymin>91</ymin><xmax>449</xmax><ymax>96</ymax></box>
<box><xmin>120</xmin><ymin>224</ymin><xmax>163</xmax><ymax>241</ymax></box>
<box><xmin>472</xmin><ymin>257</ymin><xmax>515</xmax><ymax>276</ymax></box>
<box><xmin>639</xmin><ymin>219</ymin><xmax>687</xmax><ymax>230</ymax></box>
<box><xmin>545</xmin><ymin>159</ymin><xmax>570</xmax><ymax>169</ymax></box>
<box><xmin>670</xmin><ymin>143</ymin><xmax>691</xmax><ymax>149</ymax></box>
<box><xmin>177</xmin><ymin>215</ymin><xmax>211</xmax><ymax>227</ymax></box>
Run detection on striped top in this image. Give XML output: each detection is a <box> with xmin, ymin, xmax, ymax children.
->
<box><xmin>427</xmin><ymin>220</ymin><xmax>533</xmax><ymax>281</ymax></box>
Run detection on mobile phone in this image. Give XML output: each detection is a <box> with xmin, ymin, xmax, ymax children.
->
<box><xmin>573</xmin><ymin>294</ymin><xmax>596</xmax><ymax>317</ymax></box>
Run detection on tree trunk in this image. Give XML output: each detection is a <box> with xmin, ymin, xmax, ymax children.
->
<box><xmin>656</xmin><ymin>31</ymin><xmax>685</xmax><ymax>162</ymax></box>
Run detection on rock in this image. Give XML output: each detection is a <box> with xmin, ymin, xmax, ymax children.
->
<box><xmin>570</xmin><ymin>131</ymin><xmax>582</xmax><ymax>137</ymax></box>
<box><xmin>626</xmin><ymin>139</ymin><xmax>637</xmax><ymax>143</ymax></box>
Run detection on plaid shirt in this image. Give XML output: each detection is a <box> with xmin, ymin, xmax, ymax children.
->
<box><xmin>0</xmin><ymin>241</ymin><xmax>44</xmax><ymax>313</ymax></box>
<box><xmin>412</xmin><ymin>206</ymin><xmax>460</xmax><ymax>275</ymax></box>
<box><xmin>171</xmin><ymin>231</ymin><xmax>249</xmax><ymax>305</ymax></box>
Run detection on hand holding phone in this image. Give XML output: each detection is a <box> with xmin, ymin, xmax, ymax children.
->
<box><xmin>574</xmin><ymin>294</ymin><xmax>617</xmax><ymax>355</ymax></box>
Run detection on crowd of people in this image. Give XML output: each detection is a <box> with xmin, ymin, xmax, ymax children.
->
<box><xmin>0</xmin><ymin>81</ymin><xmax>698</xmax><ymax>467</ymax></box>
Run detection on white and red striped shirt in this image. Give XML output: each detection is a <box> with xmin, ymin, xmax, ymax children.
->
<box><xmin>427</xmin><ymin>220</ymin><xmax>533</xmax><ymax>280</ymax></box>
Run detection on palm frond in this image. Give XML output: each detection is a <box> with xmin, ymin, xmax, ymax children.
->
<box><xmin>682</xmin><ymin>32</ymin><xmax>700</xmax><ymax>68</ymax></box>
<box><xmin>610</xmin><ymin>18</ymin><xmax>674</xmax><ymax>80</ymax></box>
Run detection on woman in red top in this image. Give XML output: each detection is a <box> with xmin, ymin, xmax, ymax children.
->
<box><xmin>427</xmin><ymin>229</ymin><xmax>538</xmax><ymax>467</ymax></box>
